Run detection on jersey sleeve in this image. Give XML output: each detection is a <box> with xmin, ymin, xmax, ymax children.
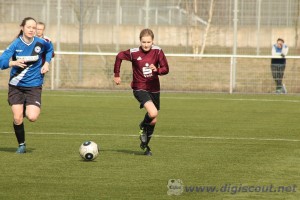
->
<box><xmin>156</xmin><ymin>50</ymin><xmax>169</xmax><ymax>75</ymax></box>
<box><xmin>282</xmin><ymin>44</ymin><xmax>288</xmax><ymax>56</ymax></box>
<box><xmin>114</xmin><ymin>49</ymin><xmax>131</xmax><ymax>77</ymax></box>
<box><xmin>0</xmin><ymin>41</ymin><xmax>16</xmax><ymax>70</ymax></box>
<box><xmin>49</xmin><ymin>41</ymin><xmax>55</xmax><ymax>58</ymax></box>
<box><xmin>43</xmin><ymin>40</ymin><xmax>54</xmax><ymax>63</ymax></box>
<box><xmin>271</xmin><ymin>45</ymin><xmax>278</xmax><ymax>56</ymax></box>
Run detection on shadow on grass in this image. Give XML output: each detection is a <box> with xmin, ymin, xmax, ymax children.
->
<box><xmin>0</xmin><ymin>147</ymin><xmax>35</xmax><ymax>153</ymax></box>
<box><xmin>0</xmin><ymin>147</ymin><xmax>16</xmax><ymax>152</ymax></box>
<box><xmin>116</xmin><ymin>149</ymin><xmax>144</xmax><ymax>155</ymax></box>
<box><xmin>101</xmin><ymin>148</ymin><xmax>144</xmax><ymax>156</ymax></box>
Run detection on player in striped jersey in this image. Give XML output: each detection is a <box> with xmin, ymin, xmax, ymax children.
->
<box><xmin>114</xmin><ymin>29</ymin><xmax>169</xmax><ymax>156</ymax></box>
<box><xmin>0</xmin><ymin>17</ymin><xmax>54</xmax><ymax>153</ymax></box>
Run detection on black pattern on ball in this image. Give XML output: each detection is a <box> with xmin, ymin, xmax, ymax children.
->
<box><xmin>83</xmin><ymin>141</ymin><xmax>91</xmax><ymax>146</ymax></box>
<box><xmin>85</xmin><ymin>153</ymin><xmax>94</xmax><ymax>160</ymax></box>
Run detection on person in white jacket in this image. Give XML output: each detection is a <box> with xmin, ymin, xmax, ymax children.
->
<box><xmin>271</xmin><ymin>38</ymin><xmax>288</xmax><ymax>94</ymax></box>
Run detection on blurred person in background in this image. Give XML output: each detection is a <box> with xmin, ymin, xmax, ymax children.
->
<box><xmin>36</xmin><ymin>22</ymin><xmax>51</xmax><ymax>41</ymax></box>
<box><xmin>36</xmin><ymin>21</ymin><xmax>55</xmax><ymax>61</ymax></box>
<box><xmin>271</xmin><ymin>38</ymin><xmax>288</xmax><ymax>94</ymax></box>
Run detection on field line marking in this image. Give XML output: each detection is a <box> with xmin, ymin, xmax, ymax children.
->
<box><xmin>2</xmin><ymin>92</ymin><xmax>299</xmax><ymax>103</ymax></box>
<box><xmin>40</xmin><ymin>94</ymin><xmax>300</xmax><ymax>103</ymax></box>
<box><xmin>1</xmin><ymin>131</ymin><xmax>299</xmax><ymax>142</ymax></box>
<box><xmin>154</xmin><ymin>135</ymin><xmax>300</xmax><ymax>142</ymax></box>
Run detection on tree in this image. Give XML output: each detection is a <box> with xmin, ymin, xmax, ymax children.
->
<box><xmin>67</xmin><ymin>0</ymin><xmax>95</xmax><ymax>82</ymax></box>
<box><xmin>295</xmin><ymin>0</ymin><xmax>300</xmax><ymax>48</ymax></box>
<box><xmin>200</xmin><ymin>0</ymin><xmax>215</xmax><ymax>55</ymax></box>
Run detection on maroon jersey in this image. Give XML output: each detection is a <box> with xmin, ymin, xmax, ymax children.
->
<box><xmin>114</xmin><ymin>45</ymin><xmax>169</xmax><ymax>92</ymax></box>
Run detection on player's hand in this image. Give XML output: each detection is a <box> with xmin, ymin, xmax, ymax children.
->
<box><xmin>149</xmin><ymin>64</ymin><xmax>157</xmax><ymax>72</ymax></box>
<box><xmin>10</xmin><ymin>59</ymin><xmax>27</xmax><ymax>68</ymax></box>
<box><xmin>281</xmin><ymin>53</ymin><xmax>285</xmax><ymax>58</ymax></box>
<box><xmin>114</xmin><ymin>77</ymin><xmax>121</xmax><ymax>85</ymax></box>
<box><xmin>41</xmin><ymin>62</ymin><xmax>50</xmax><ymax>74</ymax></box>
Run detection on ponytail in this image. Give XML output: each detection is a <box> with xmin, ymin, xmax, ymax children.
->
<box><xmin>16</xmin><ymin>30</ymin><xmax>23</xmax><ymax>38</ymax></box>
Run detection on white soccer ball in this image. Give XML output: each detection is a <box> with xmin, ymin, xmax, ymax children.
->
<box><xmin>79</xmin><ymin>141</ymin><xmax>99</xmax><ymax>161</ymax></box>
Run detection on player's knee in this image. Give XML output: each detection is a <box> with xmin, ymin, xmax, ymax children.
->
<box><xmin>150</xmin><ymin>117</ymin><xmax>157</xmax><ymax>125</ymax></box>
<box><xmin>14</xmin><ymin>117</ymin><xmax>23</xmax><ymax>125</ymax></box>
<box><xmin>148</xmin><ymin>110</ymin><xmax>158</xmax><ymax>119</ymax></box>
<box><xmin>27</xmin><ymin>114</ymin><xmax>39</xmax><ymax>122</ymax></box>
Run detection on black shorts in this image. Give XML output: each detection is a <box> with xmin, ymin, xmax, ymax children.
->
<box><xmin>133</xmin><ymin>90</ymin><xmax>160</xmax><ymax>110</ymax></box>
<box><xmin>8</xmin><ymin>85</ymin><xmax>42</xmax><ymax>107</ymax></box>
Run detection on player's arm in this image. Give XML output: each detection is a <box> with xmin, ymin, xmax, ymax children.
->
<box><xmin>0</xmin><ymin>42</ymin><xmax>25</xmax><ymax>69</ymax></box>
<box><xmin>271</xmin><ymin>45</ymin><xmax>280</xmax><ymax>57</ymax></box>
<box><xmin>49</xmin><ymin>41</ymin><xmax>55</xmax><ymax>58</ymax></box>
<box><xmin>281</xmin><ymin>44</ymin><xmax>288</xmax><ymax>57</ymax></box>
<box><xmin>41</xmin><ymin>41</ymin><xmax>54</xmax><ymax>74</ymax></box>
<box><xmin>156</xmin><ymin>50</ymin><xmax>169</xmax><ymax>75</ymax></box>
<box><xmin>44</xmin><ymin>41</ymin><xmax>54</xmax><ymax>63</ymax></box>
<box><xmin>113</xmin><ymin>50</ymin><xmax>131</xmax><ymax>85</ymax></box>
<box><xmin>41</xmin><ymin>62</ymin><xmax>50</xmax><ymax>74</ymax></box>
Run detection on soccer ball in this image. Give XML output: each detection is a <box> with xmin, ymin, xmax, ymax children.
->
<box><xmin>79</xmin><ymin>141</ymin><xmax>99</xmax><ymax>161</ymax></box>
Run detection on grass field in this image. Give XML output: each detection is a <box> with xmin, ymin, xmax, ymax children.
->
<box><xmin>0</xmin><ymin>90</ymin><xmax>299</xmax><ymax>200</ymax></box>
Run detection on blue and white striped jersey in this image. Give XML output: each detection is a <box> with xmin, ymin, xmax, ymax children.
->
<box><xmin>0</xmin><ymin>36</ymin><xmax>54</xmax><ymax>87</ymax></box>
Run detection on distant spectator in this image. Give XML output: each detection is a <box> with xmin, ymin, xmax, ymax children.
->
<box><xmin>36</xmin><ymin>21</ymin><xmax>55</xmax><ymax>60</ymax></box>
<box><xmin>271</xmin><ymin>38</ymin><xmax>288</xmax><ymax>94</ymax></box>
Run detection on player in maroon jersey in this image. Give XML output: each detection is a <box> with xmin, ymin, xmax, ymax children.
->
<box><xmin>114</xmin><ymin>29</ymin><xmax>169</xmax><ymax>156</ymax></box>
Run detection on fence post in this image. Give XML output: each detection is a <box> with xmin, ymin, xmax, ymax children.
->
<box><xmin>51</xmin><ymin>59</ymin><xmax>55</xmax><ymax>90</ymax></box>
<box><xmin>230</xmin><ymin>56</ymin><xmax>233</xmax><ymax>94</ymax></box>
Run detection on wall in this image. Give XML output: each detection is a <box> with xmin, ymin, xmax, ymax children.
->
<box><xmin>0</xmin><ymin>23</ymin><xmax>298</xmax><ymax>49</ymax></box>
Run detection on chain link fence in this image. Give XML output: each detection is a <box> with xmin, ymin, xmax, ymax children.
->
<box><xmin>0</xmin><ymin>0</ymin><xmax>300</xmax><ymax>93</ymax></box>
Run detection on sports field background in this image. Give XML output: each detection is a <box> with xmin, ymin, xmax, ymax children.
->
<box><xmin>0</xmin><ymin>90</ymin><xmax>299</xmax><ymax>199</ymax></box>
<box><xmin>1</xmin><ymin>0</ymin><xmax>300</xmax><ymax>94</ymax></box>
<box><xmin>0</xmin><ymin>1</ymin><xmax>299</xmax><ymax>199</ymax></box>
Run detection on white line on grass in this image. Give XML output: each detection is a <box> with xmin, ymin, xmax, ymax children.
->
<box><xmin>180</xmin><ymin>97</ymin><xmax>300</xmax><ymax>103</ymax></box>
<box><xmin>41</xmin><ymin>94</ymin><xmax>300</xmax><ymax>103</ymax></box>
<box><xmin>1</xmin><ymin>131</ymin><xmax>299</xmax><ymax>142</ymax></box>
<box><xmin>2</xmin><ymin>92</ymin><xmax>299</xmax><ymax>103</ymax></box>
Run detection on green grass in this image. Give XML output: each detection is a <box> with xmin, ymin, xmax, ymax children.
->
<box><xmin>0</xmin><ymin>90</ymin><xmax>299</xmax><ymax>200</ymax></box>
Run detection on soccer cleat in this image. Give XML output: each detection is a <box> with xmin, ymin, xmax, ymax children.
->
<box><xmin>275</xmin><ymin>89</ymin><xmax>282</xmax><ymax>94</ymax></box>
<box><xmin>16</xmin><ymin>144</ymin><xmax>26</xmax><ymax>154</ymax></box>
<box><xmin>144</xmin><ymin>146</ymin><xmax>152</xmax><ymax>156</ymax></box>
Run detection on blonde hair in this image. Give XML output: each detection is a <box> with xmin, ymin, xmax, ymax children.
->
<box><xmin>139</xmin><ymin>29</ymin><xmax>154</xmax><ymax>41</ymax></box>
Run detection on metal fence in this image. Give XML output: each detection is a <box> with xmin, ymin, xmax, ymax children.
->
<box><xmin>0</xmin><ymin>0</ymin><xmax>297</xmax><ymax>26</ymax></box>
<box><xmin>1</xmin><ymin>0</ymin><xmax>299</xmax><ymax>53</ymax></box>
<box><xmin>0</xmin><ymin>0</ymin><xmax>300</xmax><ymax>93</ymax></box>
